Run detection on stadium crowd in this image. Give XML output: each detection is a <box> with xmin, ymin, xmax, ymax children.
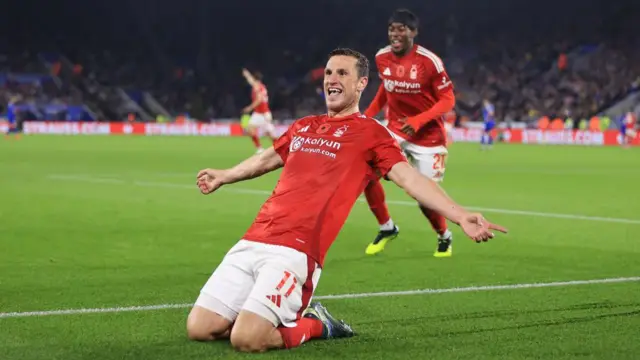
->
<box><xmin>1</xmin><ymin>0</ymin><xmax>638</xmax><ymax>127</ymax></box>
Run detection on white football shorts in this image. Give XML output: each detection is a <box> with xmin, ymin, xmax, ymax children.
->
<box><xmin>248</xmin><ymin>112</ymin><xmax>272</xmax><ymax>127</ymax></box>
<box><xmin>194</xmin><ymin>240</ymin><xmax>321</xmax><ymax>327</ymax></box>
<box><xmin>388</xmin><ymin>131</ymin><xmax>448</xmax><ymax>182</ymax></box>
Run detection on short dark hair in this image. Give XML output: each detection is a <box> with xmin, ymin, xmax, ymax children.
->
<box><xmin>389</xmin><ymin>8</ymin><xmax>419</xmax><ymax>30</ymax></box>
<box><xmin>327</xmin><ymin>48</ymin><xmax>370</xmax><ymax>78</ymax></box>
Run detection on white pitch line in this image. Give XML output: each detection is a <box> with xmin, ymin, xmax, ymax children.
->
<box><xmin>48</xmin><ymin>174</ymin><xmax>124</xmax><ymax>184</ymax></box>
<box><xmin>134</xmin><ymin>180</ymin><xmax>271</xmax><ymax>195</ymax></box>
<box><xmin>452</xmin><ymin>206</ymin><xmax>640</xmax><ymax>224</ymax></box>
<box><xmin>48</xmin><ymin>175</ymin><xmax>640</xmax><ymax>225</ymax></box>
<box><xmin>1</xmin><ymin>276</ymin><xmax>638</xmax><ymax>319</ymax></box>
<box><xmin>313</xmin><ymin>276</ymin><xmax>640</xmax><ymax>300</ymax></box>
<box><xmin>0</xmin><ymin>304</ymin><xmax>189</xmax><ymax>319</ymax></box>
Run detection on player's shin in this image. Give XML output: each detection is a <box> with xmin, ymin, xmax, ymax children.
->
<box><xmin>481</xmin><ymin>134</ymin><xmax>490</xmax><ymax>148</ymax></box>
<box><xmin>277</xmin><ymin>317</ymin><xmax>324</xmax><ymax>349</ymax></box>
<box><xmin>250</xmin><ymin>134</ymin><xmax>261</xmax><ymax>148</ymax></box>
<box><xmin>364</xmin><ymin>180</ymin><xmax>393</xmax><ymax>229</ymax></box>
<box><xmin>230</xmin><ymin>310</ymin><xmax>287</xmax><ymax>352</ymax></box>
<box><xmin>245</xmin><ymin>126</ymin><xmax>261</xmax><ymax>148</ymax></box>
<box><xmin>364</xmin><ymin>179</ymin><xmax>399</xmax><ymax>255</ymax></box>
<box><xmin>265</xmin><ymin>123</ymin><xmax>277</xmax><ymax>141</ymax></box>
<box><xmin>420</xmin><ymin>203</ymin><xmax>453</xmax><ymax>257</ymax></box>
<box><xmin>419</xmin><ymin>205</ymin><xmax>450</xmax><ymax>239</ymax></box>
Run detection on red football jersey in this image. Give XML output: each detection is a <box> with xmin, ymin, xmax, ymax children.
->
<box><xmin>626</xmin><ymin>112</ymin><xmax>637</xmax><ymax>129</ymax></box>
<box><xmin>252</xmin><ymin>83</ymin><xmax>270</xmax><ymax>113</ymax></box>
<box><xmin>243</xmin><ymin>113</ymin><xmax>407</xmax><ymax>266</ymax></box>
<box><xmin>375</xmin><ymin>44</ymin><xmax>454</xmax><ymax>147</ymax></box>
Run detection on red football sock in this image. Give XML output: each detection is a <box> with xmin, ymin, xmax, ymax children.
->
<box><xmin>364</xmin><ymin>180</ymin><xmax>391</xmax><ymax>225</ymax></box>
<box><xmin>250</xmin><ymin>134</ymin><xmax>261</xmax><ymax>148</ymax></box>
<box><xmin>278</xmin><ymin>318</ymin><xmax>324</xmax><ymax>349</ymax></box>
<box><xmin>419</xmin><ymin>206</ymin><xmax>448</xmax><ymax>236</ymax></box>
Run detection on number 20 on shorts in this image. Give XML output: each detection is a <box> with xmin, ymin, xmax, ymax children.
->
<box><xmin>433</xmin><ymin>153</ymin><xmax>447</xmax><ymax>171</ymax></box>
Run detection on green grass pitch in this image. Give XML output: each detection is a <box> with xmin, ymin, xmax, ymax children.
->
<box><xmin>1</xmin><ymin>136</ymin><xmax>639</xmax><ymax>359</ymax></box>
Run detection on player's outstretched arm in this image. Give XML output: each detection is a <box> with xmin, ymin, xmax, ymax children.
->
<box><xmin>401</xmin><ymin>88</ymin><xmax>455</xmax><ymax>136</ymax></box>
<box><xmin>386</xmin><ymin>162</ymin><xmax>508</xmax><ymax>242</ymax></box>
<box><xmin>240</xmin><ymin>68</ymin><xmax>262</xmax><ymax>113</ymax></box>
<box><xmin>364</xmin><ymin>84</ymin><xmax>387</xmax><ymax>118</ymax></box>
<box><xmin>242</xmin><ymin>68</ymin><xmax>257</xmax><ymax>87</ymax></box>
<box><xmin>196</xmin><ymin>147</ymin><xmax>283</xmax><ymax>194</ymax></box>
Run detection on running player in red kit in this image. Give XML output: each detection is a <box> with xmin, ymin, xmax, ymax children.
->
<box><xmin>621</xmin><ymin>109</ymin><xmax>637</xmax><ymax>148</ymax></box>
<box><xmin>363</xmin><ymin>9</ymin><xmax>458</xmax><ymax>257</ymax></box>
<box><xmin>242</xmin><ymin>68</ymin><xmax>277</xmax><ymax>153</ymax></box>
<box><xmin>188</xmin><ymin>48</ymin><xmax>507</xmax><ymax>353</ymax></box>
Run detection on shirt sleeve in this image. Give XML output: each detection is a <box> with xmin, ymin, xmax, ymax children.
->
<box><xmin>364</xmin><ymin>84</ymin><xmax>387</xmax><ymax>118</ymax></box>
<box><xmin>425</xmin><ymin>56</ymin><xmax>454</xmax><ymax>95</ymax></box>
<box><xmin>406</xmin><ymin>89</ymin><xmax>455</xmax><ymax>130</ymax></box>
<box><xmin>367</xmin><ymin>122</ymin><xmax>408</xmax><ymax>178</ymax></box>
<box><xmin>273</xmin><ymin>118</ymin><xmax>309</xmax><ymax>162</ymax></box>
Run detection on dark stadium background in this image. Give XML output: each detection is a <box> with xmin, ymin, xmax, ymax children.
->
<box><xmin>1</xmin><ymin>0</ymin><xmax>638</xmax><ymax>125</ymax></box>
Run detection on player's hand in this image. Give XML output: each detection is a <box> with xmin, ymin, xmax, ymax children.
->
<box><xmin>196</xmin><ymin>169</ymin><xmax>229</xmax><ymax>195</ymax></box>
<box><xmin>241</xmin><ymin>106</ymin><xmax>252</xmax><ymax>114</ymax></box>
<box><xmin>242</xmin><ymin>68</ymin><xmax>251</xmax><ymax>78</ymax></box>
<box><xmin>458</xmin><ymin>213</ymin><xmax>508</xmax><ymax>243</ymax></box>
<box><xmin>399</xmin><ymin>118</ymin><xmax>417</xmax><ymax>136</ymax></box>
<box><xmin>400</xmin><ymin>123</ymin><xmax>416</xmax><ymax>136</ymax></box>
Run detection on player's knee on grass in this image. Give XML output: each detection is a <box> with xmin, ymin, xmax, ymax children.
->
<box><xmin>230</xmin><ymin>308</ymin><xmax>282</xmax><ymax>353</ymax></box>
<box><xmin>186</xmin><ymin>305</ymin><xmax>233</xmax><ymax>341</ymax></box>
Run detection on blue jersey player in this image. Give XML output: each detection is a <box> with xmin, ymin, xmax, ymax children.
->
<box><xmin>620</xmin><ymin>110</ymin><xmax>637</xmax><ymax>148</ymax></box>
<box><xmin>5</xmin><ymin>95</ymin><xmax>22</xmax><ymax>139</ymax></box>
<box><xmin>481</xmin><ymin>99</ymin><xmax>495</xmax><ymax>150</ymax></box>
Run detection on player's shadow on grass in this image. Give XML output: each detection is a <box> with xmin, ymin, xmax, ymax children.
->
<box><xmin>355</xmin><ymin>301</ymin><xmax>640</xmax><ymax>327</ymax></box>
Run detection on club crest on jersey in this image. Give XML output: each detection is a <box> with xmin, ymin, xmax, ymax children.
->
<box><xmin>290</xmin><ymin>136</ymin><xmax>305</xmax><ymax>152</ymax></box>
<box><xmin>333</xmin><ymin>125</ymin><xmax>348</xmax><ymax>137</ymax></box>
<box><xmin>410</xmin><ymin>64</ymin><xmax>418</xmax><ymax>80</ymax></box>
<box><xmin>316</xmin><ymin>123</ymin><xmax>331</xmax><ymax>134</ymax></box>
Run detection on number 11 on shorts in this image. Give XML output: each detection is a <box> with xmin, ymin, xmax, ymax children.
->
<box><xmin>275</xmin><ymin>271</ymin><xmax>298</xmax><ymax>298</ymax></box>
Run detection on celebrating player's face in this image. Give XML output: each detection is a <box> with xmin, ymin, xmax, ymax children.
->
<box><xmin>388</xmin><ymin>22</ymin><xmax>415</xmax><ymax>54</ymax></box>
<box><xmin>324</xmin><ymin>55</ymin><xmax>366</xmax><ymax>114</ymax></box>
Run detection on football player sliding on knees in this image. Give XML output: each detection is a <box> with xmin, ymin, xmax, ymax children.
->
<box><xmin>192</xmin><ymin>48</ymin><xmax>507</xmax><ymax>353</ymax></box>
<box><xmin>363</xmin><ymin>9</ymin><xmax>459</xmax><ymax>257</ymax></box>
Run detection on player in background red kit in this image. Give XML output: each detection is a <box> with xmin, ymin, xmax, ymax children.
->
<box><xmin>622</xmin><ymin>109</ymin><xmax>637</xmax><ymax>148</ymax></box>
<box><xmin>363</xmin><ymin>9</ymin><xmax>458</xmax><ymax>257</ymax></box>
<box><xmin>242</xmin><ymin>68</ymin><xmax>277</xmax><ymax>153</ymax></box>
<box><xmin>188</xmin><ymin>48</ymin><xmax>507</xmax><ymax>353</ymax></box>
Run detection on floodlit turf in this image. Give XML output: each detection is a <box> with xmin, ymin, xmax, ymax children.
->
<box><xmin>1</xmin><ymin>135</ymin><xmax>639</xmax><ymax>360</ymax></box>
